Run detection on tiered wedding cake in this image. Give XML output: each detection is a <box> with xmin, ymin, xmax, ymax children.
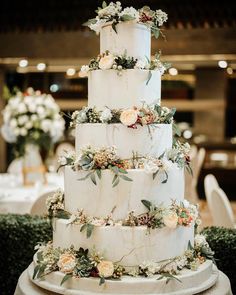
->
<box><xmin>30</xmin><ymin>2</ymin><xmax>218</xmax><ymax>294</ymax></box>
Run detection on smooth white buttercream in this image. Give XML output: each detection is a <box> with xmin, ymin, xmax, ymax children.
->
<box><xmin>100</xmin><ymin>22</ymin><xmax>151</xmax><ymax>60</ymax></box>
<box><xmin>88</xmin><ymin>69</ymin><xmax>161</xmax><ymax>109</ymax></box>
<box><xmin>75</xmin><ymin>124</ymin><xmax>172</xmax><ymax>159</ymax></box>
<box><xmin>64</xmin><ymin>167</ymin><xmax>184</xmax><ymax>219</ymax></box>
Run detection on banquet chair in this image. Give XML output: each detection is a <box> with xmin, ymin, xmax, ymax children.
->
<box><xmin>30</xmin><ymin>191</ymin><xmax>55</xmax><ymax>216</ymax></box>
<box><xmin>185</xmin><ymin>147</ymin><xmax>206</xmax><ymax>203</ymax></box>
<box><xmin>55</xmin><ymin>141</ymin><xmax>75</xmax><ymax>158</ymax></box>
<box><xmin>209</xmin><ymin>187</ymin><xmax>236</xmax><ymax>228</ymax></box>
<box><xmin>204</xmin><ymin>174</ymin><xmax>220</xmax><ymax>209</ymax></box>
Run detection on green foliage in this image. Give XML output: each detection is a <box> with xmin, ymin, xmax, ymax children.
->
<box><xmin>201</xmin><ymin>227</ymin><xmax>236</xmax><ymax>292</ymax></box>
<box><xmin>0</xmin><ymin>214</ymin><xmax>52</xmax><ymax>295</ymax></box>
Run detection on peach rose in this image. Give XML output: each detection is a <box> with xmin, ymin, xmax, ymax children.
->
<box><xmin>99</xmin><ymin>54</ymin><xmax>114</xmax><ymax>70</ymax></box>
<box><xmin>57</xmin><ymin>253</ymin><xmax>76</xmax><ymax>273</ymax></box>
<box><xmin>120</xmin><ymin>109</ymin><xmax>138</xmax><ymax>126</ymax></box>
<box><xmin>163</xmin><ymin>212</ymin><xmax>178</xmax><ymax>229</ymax></box>
<box><xmin>97</xmin><ymin>260</ymin><xmax>114</xmax><ymax>278</ymax></box>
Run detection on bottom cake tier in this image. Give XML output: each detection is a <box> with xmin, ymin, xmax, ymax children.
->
<box><xmin>53</xmin><ymin>219</ymin><xmax>194</xmax><ymax>266</ymax></box>
<box><xmin>29</xmin><ymin>260</ymin><xmax>218</xmax><ymax>295</ymax></box>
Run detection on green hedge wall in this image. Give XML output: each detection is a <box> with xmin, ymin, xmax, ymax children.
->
<box><xmin>202</xmin><ymin>226</ymin><xmax>236</xmax><ymax>293</ymax></box>
<box><xmin>0</xmin><ymin>214</ymin><xmax>52</xmax><ymax>295</ymax></box>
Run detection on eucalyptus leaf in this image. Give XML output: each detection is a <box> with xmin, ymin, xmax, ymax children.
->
<box><xmin>112</xmin><ymin>22</ymin><xmax>118</xmax><ymax>34</ymax></box>
<box><xmin>99</xmin><ymin>276</ymin><xmax>106</xmax><ymax>285</ymax></box>
<box><xmin>33</xmin><ymin>264</ymin><xmax>40</xmax><ymax>279</ymax></box>
<box><xmin>102</xmin><ymin>1</ymin><xmax>107</xmax><ymax>8</ymax></box>
<box><xmin>161</xmin><ymin>171</ymin><xmax>168</xmax><ymax>184</ymax></box>
<box><xmin>86</xmin><ymin>223</ymin><xmax>95</xmax><ymax>238</ymax></box>
<box><xmin>78</xmin><ymin>171</ymin><xmax>93</xmax><ymax>181</ymax></box>
<box><xmin>61</xmin><ymin>273</ymin><xmax>73</xmax><ymax>285</ymax></box>
<box><xmin>112</xmin><ymin>176</ymin><xmax>120</xmax><ymax>187</ymax></box>
<box><xmin>96</xmin><ymin>169</ymin><xmax>102</xmax><ymax>179</ymax></box>
<box><xmin>153</xmin><ymin>170</ymin><xmax>159</xmax><ymax>180</ymax></box>
<box><xmin>112</xmin><ymin>174</ymin><xmax>118</xmax><ymax>184</ymax></box>
<box><xmin>141</xmin><ymin>199</ymin><xmax>152</xmax><ymax>211</ymax></box>
<box><xmin>80</xmin><ymin>223</ymin><xmax>87</xmax><ymax>233</ymax></box>
<box><xmin>119</xmin><ymin>174</ymin><xmax>133</xmax><ymax>182</ymax></box>
<box><xmin>146</xmin><ymin>71</ymin><xmax>152</xmax><ymax>85</ymax></box>
<box><xmin>118</xmin><ymin>167</ymin><xmax>128</xmax><ymax>174</ymax></box>
<box><xmin>90</xmin><ymin>172</ymin><xmax>97</xmax><ymax>185</ymax></box>
<box><xmin>120</xmin><ymin>14</ymin><xmax>136</xmax><ymax>21</ymax></box>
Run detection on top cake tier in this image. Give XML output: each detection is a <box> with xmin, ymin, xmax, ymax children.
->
<box><xmin>100</xmin><ymin>22</ymin><xmax>151</xmax><ymax>60</ymax></box>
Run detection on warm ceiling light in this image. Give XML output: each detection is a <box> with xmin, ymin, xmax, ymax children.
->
<box><xmin>19</xmin><ymin>59</ymin><xmax>28</xmax><ymax>67</ymax></box>
<box><xmin>227</xmin><ymin>67</ymin><xmax>233</xmax><ymax>75</ymax></box>
<box><xmin>66</xmin><ymin>68</ymin><xmax>76</xmax><ymax>76</ymax></box>
<box><xmin>168</xmin><ymin>67</ymin><xmax>178</xmax><ymax>76</ymax></box>
<box><xmin>218</xmin><ymin>60</ymin><xmax>228</xmax><ymax>68</ymax></box>
<box><xmin>37</xmin><ymin>63</ymin><xmax>46</xmax><ymax>71</ymax></box>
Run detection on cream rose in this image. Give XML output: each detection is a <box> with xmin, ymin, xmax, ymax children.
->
<box><xmin>120</xmin><ymin>109</ymin><xmax>138</xmax><ymax>126</ymax></box>
<box><xmin>79</xmin><ymin>65</ymin><xmax>89</xmax><ymax>78</ymax></box>
<box><xmin>57</xmin><ymin>253</ymin><xmax>76</xmax><ymax>273</ymax></box>
<box><xmin>163</xmin><ymin>212</ymin><xmax>178</xmax><ymax>229</ymax></box>
<box><xmin>97</xmin><ymin>260</ymin><xmax>114</xmax><ymax>278</ymax></box>
<box><xmin>99</xmin><ymin>54</ymin><xmax>114</xmax><ymax>70</ymax></box>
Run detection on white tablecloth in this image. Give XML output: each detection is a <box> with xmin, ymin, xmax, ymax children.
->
<box><xmin>0</xmin><ymin>173</ymin><xmax>63</xmax><ymax>214</ymax></box>
<box><xmin>14</xmin><ymin>269</ymin><xmax>232</xmax><ymax>295</ymax></box>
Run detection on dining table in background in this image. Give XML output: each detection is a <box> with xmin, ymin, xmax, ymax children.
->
<box><xmin>0</xmin><ymin>173</ymin><xmax>63</xmax><ymax>214</ymax></box>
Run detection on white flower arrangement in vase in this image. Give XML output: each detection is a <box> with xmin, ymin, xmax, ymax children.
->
<box><xmin>1</xmin><ymin>87</ymin><xmax>65</xmax><ymax>184</ymax></box>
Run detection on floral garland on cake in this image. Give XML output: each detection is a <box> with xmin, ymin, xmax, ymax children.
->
<box><xmin>46</xmin><ymin>190</ymin><xmax>200</xmax><ymax>238</ymax></box>
<box><xmin>58</xmin><ymin>142</ymin><xmax>191</xmax><ymax>187</ymax></box>
<box><xmin>70</xmin><ymin>104</ymin><xmax>175</xmax><ymax>128</ymax></box>
<box><xmin>79</xmin><ymin>51</ymin><xmax>170</xmax><ymax>81</ymax></box>
<box><xmin>33</xmin><ymin>234</ymin><xmax>214</xmax><ymax>286</ymax></box>
<box><xmin>84</xmin><ymin>1</ymin><xmax>168</xmax><ymax>39</ymax></box>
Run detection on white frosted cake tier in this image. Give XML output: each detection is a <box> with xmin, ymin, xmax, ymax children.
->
<box><xmin>100</xmin><ymin>22</ymin><xmax>151</xmax><ymax>59</ymax></box>
<box><xmin>64</xmin><ymin>167</ymin><xmax>184</xmax><ymax>219</ymax></box>
<box><xmin>88</xmin><ymin>69</ymin><xmax>161</xmax><ymax>109</ymax></box>
<box><xmin>53</xmin><ymin>220</ymin><xmax>194</xmax><ymax>266</ymax></box>
<box><xmin>30</xmin><ymin>259</ymin><xmax>218</xmax><ymax>295</ymax></box>
<box><xmin>75</xmin><ymin>124</ymin><xmax>172</xmax><ymax>158</ymax></box>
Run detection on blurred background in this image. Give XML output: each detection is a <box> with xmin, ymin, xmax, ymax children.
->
<box><xmin>0</xmin><ymin>0</ymin><xmax>236</xmax><ymax>204</ymax></box>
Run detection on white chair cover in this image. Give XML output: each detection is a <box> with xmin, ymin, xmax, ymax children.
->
<box><xmin>210</xmin><ymin>187</ymin><xmax>235</xmax><ymax>228</ymax></box>
<box><xmin>204</xmin><ymin>174</ymin><xmax>219</xmax><ymax>212</ymax></box>
<box><xmin>30</xmin><ymin>191</ymin><xmax>55</xmax><ymax>216</ymax></box>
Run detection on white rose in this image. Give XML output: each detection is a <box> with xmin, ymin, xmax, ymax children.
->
<box><xmin>37</xmin><ymin>106</ymin><xmax>45</xmax><ymax>115</ymax></box>
<box><xmin>97</xmin><ymin>260</ymin><xmax>114</xmax><ymax>278</ymax></box>
<box><xmin>119</xmin><ymin>7</ymin><xmax>139</xmax><ymax>21</ymax></box>
<box><xmin>57</xmin><ymin>253</ymin><xmax>76</xmax><ymax>273</ymax></box>
<box><xmin>100</xmin><ymin>108</ymin><xmax>112</xmax><ymax>123</ymax></box>
<box><xmin>1</xmin><ymin>124</ymin><xmax>17</xmax><ymax>143</ymax></box>
<box><xmin>135</xmin><ymin>59</ymin><xmax>147</xmax><ymax>69</ymax></box>
<box><xmin>79</xmin><ymin>65</ymin><xmax>90</xmax><ymax>78</ymax></box>
<box><xmin>28</xmin><ymin>103</ymin><xmax>37</xmax><ymax>113</ymax></box>
<box><xmin>183</xmin><ymin>200</ymin><xmax>190</xmax><ymax>208</ymax></box>
<box><xmin>18</xmin><ymin>115</ymin><xmax>28</xmax><ymax>125</ymax></box>
<box><xmin>18</xmin><ymin>103</ymin><xmax>27</xmax><ymax>113</ymax></box>
<box><xmin>31</xmin><ymin>114</ymin><xmax>38</xmax><ymax>121</ymax></box>
<box><xmin>9</xmin><ymin>119</ymin><xmax>17</xmax><ymax>128</ymax></box>
<box><xmin>20</xmin><ymin>128</ymin><xmax>27</xmax><ymax>136</ymax></box>
<box><xmin>41</xmin><ymin>119</ymin><xmax>51</xmax><ymax>132</ymax></box>
<box><xmin>194</xmin><ymin>234</ymin><xmax>207</xmax><ymax>247</ymax></box>
<box><xmin>99</xmin><ymin>54</ymin><xmax>114</xmax><ymax>70</ymax></box>
<box><xmin>24</xmin><ymin>121</ymin><xmax>33</xmax><ymax>129</ymax></box>
<box><xmin>161</xmin><ymin>159</ymin><xmax>173</xmax><ymax>172</ymax></box>
<box><xmin>144</xmin><ymin>160</ymin><xmax>159</xmax><ymax>174</ymax></box>
<box><xmin>163</xmin><ymin>212</ymin><xmax>178</xmax><ymax>229</ymax></box>
<box><xmin>120</xmin><ymin>109</ymin><xmax>138</xmax><ymax>126</ymax></box>
<box><xmin>14</xmin><ymin>128</ymin><xmax>21</xmax><ymax>136</ymax></box>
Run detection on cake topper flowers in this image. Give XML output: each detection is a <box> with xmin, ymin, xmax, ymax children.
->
<box><xmin>84</xmin><ymin>1</ymin><xmax>168</xmax><ymax>38</ymax></box>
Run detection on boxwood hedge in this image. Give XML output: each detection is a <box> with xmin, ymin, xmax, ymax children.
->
<box><xmin>0</xmin><ymin>214</ymin><xmax>52</xmax><ymax>295</ymax></box>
